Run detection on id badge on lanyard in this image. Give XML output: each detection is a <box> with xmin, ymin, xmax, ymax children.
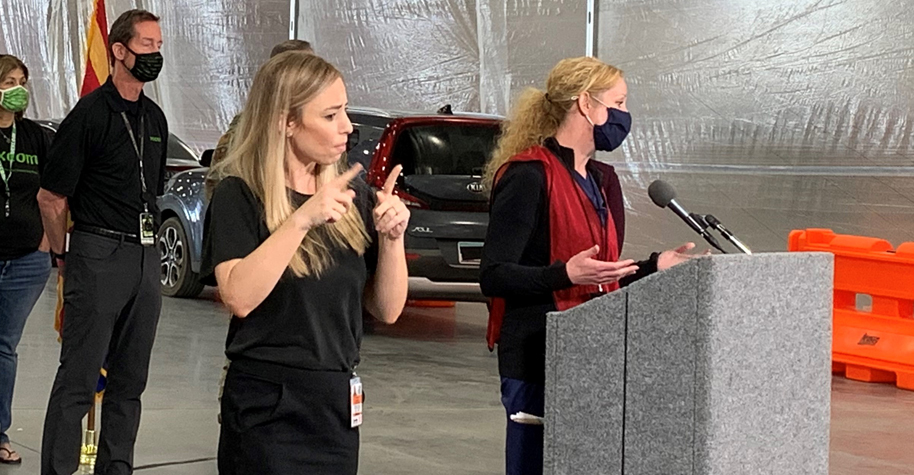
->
<box><xmin>122</xmin><ymin>112</ymin><xmax>155</xmax><ymax>246</ymax></box>
<box><xmin>140</xmin><ymin>212</ymin><xmax>155</xmax><ymax>246</ymax></box>
<box><xmin>350</xmin><ymin>373</ymin><xmax>363</xmax><ymax>428</ymax></box>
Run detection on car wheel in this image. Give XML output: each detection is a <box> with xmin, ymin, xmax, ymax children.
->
<box><xmin>158</xmin><ymin>217</ymin><xmax>204</xmax><ymax>298</ymax></box>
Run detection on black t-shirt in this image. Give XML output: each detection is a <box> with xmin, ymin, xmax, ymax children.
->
<box><xmin>40</xmin><ymin>78</ymin><xmax>169</xmax><ymax>234</ymax></box>
<box><xmin>0</xmin><ymin>119</ymin><xmax>48</xmax><ymax>260</ymax></box>
<box><xmin>200</xmin><ymin>176</ymin><xmax>379</xmax><ymax>372</ymax></box>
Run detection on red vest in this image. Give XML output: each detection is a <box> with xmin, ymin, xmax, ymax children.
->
<box><xmin>486</xmin><ymin>146</ymin><xmax>620</xmax><ymax>350</ymax></box>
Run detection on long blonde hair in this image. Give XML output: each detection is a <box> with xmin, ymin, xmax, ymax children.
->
<box><xmin>207</xmin><ymin>51</ymin><xmax>369</xmax><ymax>277</ymax></box>
<box><xmin>484</xmin><ymin>57</ymin><xmax>624</xmax><ymax>187</ymax></box>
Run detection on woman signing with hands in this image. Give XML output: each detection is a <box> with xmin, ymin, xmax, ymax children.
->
<box><xmin>201</xmin><ymin>51</ymin><xmax>408</xmax><ymax>475</ymax></box>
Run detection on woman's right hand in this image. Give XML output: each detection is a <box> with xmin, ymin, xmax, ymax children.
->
<box><xmin>292</xmin><ymin>164</ymin><xmax>363</xmax><ymax>231</ymax></box>
<box><xmin>565</xmin><ymin>245</ymin><xmax>639</xmax><ymax>286</ymax></box>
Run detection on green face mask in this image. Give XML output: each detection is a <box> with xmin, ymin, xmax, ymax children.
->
<box><xmin>0</xmin><ymin>85</ymin><xmax>30</xmax><ymax>113</ymax></box>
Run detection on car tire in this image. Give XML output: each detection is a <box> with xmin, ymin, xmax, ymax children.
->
<box><xmin>158</xmin><ymin>217</ymin><xmax>204</xmax><ymax>298</ymax></box>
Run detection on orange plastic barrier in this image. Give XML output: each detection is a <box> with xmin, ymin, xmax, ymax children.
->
<box><xmin>788</xmin><ymin>229</ymin><xmax>914</xmax><ymax>390</ymax></box>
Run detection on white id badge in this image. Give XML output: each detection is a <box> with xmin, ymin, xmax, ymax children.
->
<box><xmin>140</xmin><ymin>213</ymin><xmax>155</xmax><ymax>246</ymax></box>
<box><xmin>350</xmin><ymin>375</ymin><xmax>363</xmax><ymax>428</ymax></box>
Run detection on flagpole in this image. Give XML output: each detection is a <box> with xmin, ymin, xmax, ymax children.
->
<box><xmin>72</xmin><ymin>0</ymin><xmax>109</xmax><ymax>470</ymax></box>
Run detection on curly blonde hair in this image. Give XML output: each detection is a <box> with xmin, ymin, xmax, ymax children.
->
<box><xmin>484</xmin><ymin>57</ymin><xmax>623</xmax><ymax>187</ymax></box>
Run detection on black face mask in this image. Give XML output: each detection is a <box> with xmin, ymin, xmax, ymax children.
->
<box><xmin>123</xmin><ymin>45</ymin><xmax>163</xmax><ymax>83</ymax></box>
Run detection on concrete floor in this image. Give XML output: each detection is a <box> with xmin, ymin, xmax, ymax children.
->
<box><xmin>3</xmin><ymin>169</ymin><xmax>914</xmax><ymax>474</ymax></box>
<box><xmin>6</xmin><ymin>285</ymin><xmax>506</xmax><ymax>475</ymax></box>
<box><xmin>4</xmin><ymin>281</ymin><xmax>914</xmax><ymax>474</ymax></box>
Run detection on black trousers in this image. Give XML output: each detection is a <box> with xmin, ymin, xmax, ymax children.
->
<box><xmin>41</xmin><ymin>230</ymin><xmax>161</xmax><ymax>475</ymax></box>
<box><xmin>218</xmin><ymin>360</ymin><xmax>359</xmax><ymax>475</ymax></box>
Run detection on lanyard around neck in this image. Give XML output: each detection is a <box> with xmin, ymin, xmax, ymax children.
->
<box><xmin>0</xmin><ymin>122</ymin><xmax>16</xmax><ymax>188</ymax></box>
<box><xmin>1</xmin><ymin>122</ymin><xmax>16</xmax><ymax>218</ymax></box>
<box><xmin>121</xmin><ymin>112</ymin><xmax>149</xmax><ymax>211</ymax></box>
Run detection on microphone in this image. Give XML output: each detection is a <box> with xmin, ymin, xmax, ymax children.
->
<box><xmin>705</xmin><ymin>214</ymin><xmax>752</xmax><ymax>254</ymax></box>
<box><xmin>648</xmin><ymin>180</ymin><xmax>725</xmax><ymax>253</ymax></box>
<box><xmin>690</xmin><ymin>212</ymin><xmax>710</xmax><ymax>231</ymax></box>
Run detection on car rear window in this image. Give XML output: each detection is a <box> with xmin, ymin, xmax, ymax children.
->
<box><xmin>393</xmin><ymin>124</ymin><xmax>499</xmax><ymax>177</ymax></box>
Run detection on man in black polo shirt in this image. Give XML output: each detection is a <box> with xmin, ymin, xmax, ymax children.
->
<box><xmin>36</xmin><ymin>9</ymin><xmax>166</xmax><ymax>475</ymax></box>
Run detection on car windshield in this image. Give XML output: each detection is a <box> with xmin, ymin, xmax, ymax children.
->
<box><xmin>394</xmin><ymin>124</ymin><xmax>499</xmax><ymax>177</ymax></box>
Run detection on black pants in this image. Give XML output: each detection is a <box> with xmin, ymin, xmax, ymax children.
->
<box><xmin>41</xmin><ymin>230</ymin><xmax>161</xmax><ymax>475</ymax></box>
<box><xmin>218</xmin><ymin>360</ymin><xmax>359</xmax><ymax>475</ymax></box>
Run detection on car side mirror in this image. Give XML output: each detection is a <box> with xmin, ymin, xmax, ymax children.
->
<box><xmin>200</xmin><ymin>149</ymin><xmax>214</xmax><ymax>168</ymax></box>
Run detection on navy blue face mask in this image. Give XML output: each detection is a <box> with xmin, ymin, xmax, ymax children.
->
<box><xmin>594</xmin><ymin>108</ymin><xmax>632</xmax><ymax>152</ymax></box>
<box><xmin>585</xmin><ymin>98</ymin><xmax>632</xmax><ymax>152</ymax></box>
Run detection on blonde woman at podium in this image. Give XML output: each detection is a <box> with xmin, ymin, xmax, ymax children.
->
<box><xmin>480</xmin><ymin>56</ymin><xmax>697</xmax><ymax>475</ymax></box>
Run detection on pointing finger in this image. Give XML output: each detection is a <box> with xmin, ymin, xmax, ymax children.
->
<box><xmin>381</xmin><ymin>164</ymin><xmax>402</xmax><ymax>195</ymax></box>
<box><xmin>332</xmin><ymin>163</ymin><xmax>363</xmax><ymax>190</ymax></box>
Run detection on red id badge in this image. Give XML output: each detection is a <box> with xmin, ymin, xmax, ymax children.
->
<box><xmin>350</xmin><ymin>374</ymin><xmax>363</xmax><ymax>428</ymax></box>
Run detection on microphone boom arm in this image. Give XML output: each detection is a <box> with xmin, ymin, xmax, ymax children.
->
<box><xmin>667</xmin><ymin>201</ymin><xmax>727</xmax><ymax>253</ymax></box>
<box><xmin>704</xmin><ymin>214</ymin><xmax>752</xmax><ymax>254</ymax></box>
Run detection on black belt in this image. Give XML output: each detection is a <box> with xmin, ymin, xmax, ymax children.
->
<box><xmin>230</xmin><ymin>358</ymin><xmax>355</xmax><ymax>386</ymax></box>
<box><xmin>74</xmin><ymin>224</ymin><xmax>141</xmax><ymax>244</ymax></box>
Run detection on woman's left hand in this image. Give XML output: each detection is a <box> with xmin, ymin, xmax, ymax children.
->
<box><xmin>657</xmin><ymin>242</ymin><xmax>708</xmax><ymax>271</ymax></box>
<box><xmin>373</xmin><ymin>165</ymin><xmax>410</xmax><ymax>240</ymax></box>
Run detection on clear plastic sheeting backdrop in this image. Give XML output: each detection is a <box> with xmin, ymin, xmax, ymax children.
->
<box><xmin>0</xmin><ymin>0</ymin><xmax>289</xmax><ymax>150</ymax></box>
<box><xmin>597</xmin><ymin>0</ymin><xmax>914</xmax><ymax>170</ymax></box>
<box><xmin>595</xmin><ymin>0</ymin><xmax>914</xmax><ymax>255</ymax></box>
<box><xmin>296</xmin><ymin>0</ymin><xmax>586</xmax><ymax>116</ymax></box>
<box><xmin>2</xmin><ymin>0</ymin><xmax>911</xmax><ymax>254</ymax></box>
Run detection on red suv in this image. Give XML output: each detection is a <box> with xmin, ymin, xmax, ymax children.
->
<box><xmin>350</xmin><ymin>107</ymin><xmax>501</xmax><ymax>302</ymax></box>
<box><xmin>157</xmin><ymin>106</ymin><xmax>501</xmax><ymax>301</ymax></box>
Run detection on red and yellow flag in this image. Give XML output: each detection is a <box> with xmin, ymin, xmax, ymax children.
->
<box><xmin>79</xmin><ymin>0</ymin><xmax>110</xmax><ymax>97</ymax></box>
<box><xmin>56</xmin><ymin>0</ymin><xmax>109</xmax><ymax>340</ymax></box>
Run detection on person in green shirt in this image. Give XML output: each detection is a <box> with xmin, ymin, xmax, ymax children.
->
<box><xmin>0</xmin><ymin>53</ymin><xmax>51</xmax><ymax>467</ymax></box>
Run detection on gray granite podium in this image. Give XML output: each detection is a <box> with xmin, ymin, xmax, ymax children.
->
<box><xmin>544</xmin><ymin>253</ymin><xmax>833</xmax><ymax>475</ymax></box>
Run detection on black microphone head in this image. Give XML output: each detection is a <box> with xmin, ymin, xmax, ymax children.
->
<box><xmin>648</xmin><ymin>180</ymin><xmax>676</xmax><ymax>208</ymax></box>
<box><xmin>704</xmin><ymin>214</ymin><xmax>721</xmax><ymax>227</ymax></box>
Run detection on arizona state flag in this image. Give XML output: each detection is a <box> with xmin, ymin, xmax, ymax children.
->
<box><xmin>80</xmin><ymin>0</ymin><xmax>110</xmax><ymax>96</ymax></box>
<box><xmin>55</xmin><ymin>0</ymin><xmax>109</xmax><ymax>339</ymax></box>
